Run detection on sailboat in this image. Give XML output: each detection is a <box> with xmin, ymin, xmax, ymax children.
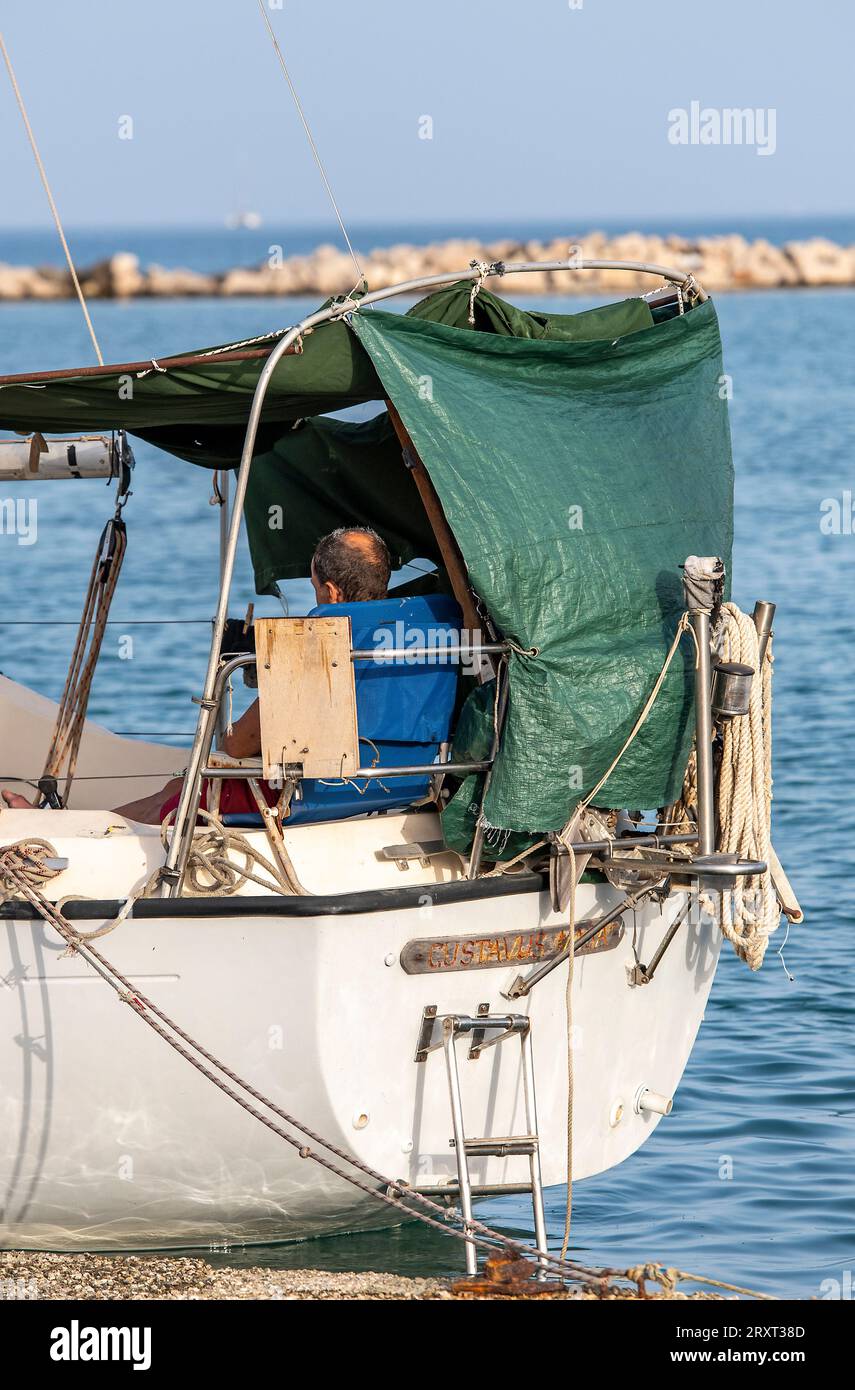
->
<box><xmin>0</xmin><ymin>253</ymin><xmax>801</xmax><ymax>1261</ymax></box>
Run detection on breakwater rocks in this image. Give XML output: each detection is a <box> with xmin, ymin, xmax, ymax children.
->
<box><xmin>2</xmin><ymin>233</ymin><xmax>854</xmax><ymax>301</ymax></box>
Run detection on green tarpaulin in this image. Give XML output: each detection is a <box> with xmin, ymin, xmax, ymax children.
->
<box><xmin>414</xmin><ymin>285</ymin><xmax>654</xmax><ymax>340</ymax></box>
<box><xmin>352</xmin><ymin>299</ymin><xmax>733</xmax><ymax>834</ymax></box>
<box><xmin>0</xmin><ymin>280</ymin><xmax>733</xmax><ymax>837</ymax></box>
<box><xmin>0</xmin><ymin>284</ymin><xmax>654</xmax><ymax>469</ymax></box>
<box><xmin>239</xmin><ymin>288</ymin><xmax>657</xmax><ymax>594</ymax></box>
<box><xmin>0</xmin><ymin>318</ymin><xmax>381</xmax><ymax>469</ymax></box>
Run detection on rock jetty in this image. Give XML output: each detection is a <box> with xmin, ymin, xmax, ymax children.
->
<box><xmin>1</xmin><ymin>233</ymin><xmax>853</xmax><ymax>301</ymax></box>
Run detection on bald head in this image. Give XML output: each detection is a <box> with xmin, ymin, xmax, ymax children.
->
<box><xmin>311</xmin><ymin>527</ymin><xmax>392</xmax><ymax>605</ymax></box>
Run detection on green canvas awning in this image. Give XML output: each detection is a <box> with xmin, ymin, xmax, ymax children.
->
<box><xmin>0</xmin><ymin>284</ymin><xmax>654</xmax><ymax>468</ymax></box>
<box><xmin>350</xmin><ymin>299</ymin><xmax>733</xmax><ymax>833</ymax></box>
<box><xmin>0</xmin><ymin>318</ymin><xmax>381</xmax><ymax>469</ymax></box>
<box><xmin>414</xmin><ymin>285</ymin><xmax>654</xmax><ymax>340</ymax></box>
<box><xmin>237</xmin><ymin>290</ymin><xmax>656</xmax><ymax>592</ymax></box>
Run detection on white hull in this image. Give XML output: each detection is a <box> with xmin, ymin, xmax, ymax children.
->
<box><xmin>0</xmin><ymin>677</ymin><xmax>721</xmax><ymax>1251</ymax></box>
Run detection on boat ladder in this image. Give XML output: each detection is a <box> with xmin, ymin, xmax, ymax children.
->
<box><xmin>415</xmin><ymin>1007</ymin><xmax>549</xmax><ymax>1275</ymax></box>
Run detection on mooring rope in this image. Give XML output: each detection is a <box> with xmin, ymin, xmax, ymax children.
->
<box><xmin>0</xmin><ymin>837</ymin><xmax>773</xmax><ymax>1298</ymax></box>
<box><xmin>542</xmin><ymin>616</ymin><xmax>697</xmax><ymax>1262</ymax></box>
<box><xmin>567</xmin><ymin>613</ymin><xmax>697</xmax><ymax>828</ymax></box>
<box><xmin>0</xmin><ymin>32</ymin><xmax>104</xmax><ymax>366</ymax></box>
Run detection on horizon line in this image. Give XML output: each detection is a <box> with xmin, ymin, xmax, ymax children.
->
<box><xmin>2</xmin><ymin>211</ymin><xmax>855</xmax><ymax>236</ymax></box>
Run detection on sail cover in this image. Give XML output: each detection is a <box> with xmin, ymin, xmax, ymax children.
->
<box><xmin>351</xmin><ymin>299</ymin><xmax>733</xmax><ymax>829</ymax></box>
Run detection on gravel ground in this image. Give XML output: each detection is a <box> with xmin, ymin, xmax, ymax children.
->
<box><xmin>0</xmin><ymin>1251</ymin><xmax>448</xmax><ymax>1301</ymax></box>
<box><xmin>0</xmin><ymin>1251</ymin><xmax>728</xmax><ymax>1301</ymax></box>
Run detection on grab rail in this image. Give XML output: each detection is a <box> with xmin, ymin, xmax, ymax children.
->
<box><xmin>199</xmin><ymin>653</ymin><xmax>494</xmax><ymax>786</ymax></box>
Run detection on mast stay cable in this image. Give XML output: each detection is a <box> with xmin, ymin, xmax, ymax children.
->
<box><xmin>0</xmin><ymin>31</ymin><xmax>104</xmax><ymax>366</ymax></box>
<box><xmin>253</xmin><ymin>0</ymin><xmax>364</xmax><ymax>288</ymax></box>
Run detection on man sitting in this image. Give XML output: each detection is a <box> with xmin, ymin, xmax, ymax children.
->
<box><xmin>1</xmin><ymin>527</ymin><xmax>391</xmax><ymax>824</ymax></box>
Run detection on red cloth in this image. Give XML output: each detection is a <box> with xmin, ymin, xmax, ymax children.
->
<box><xmin>159</xmin><ymin>777</ymin><xmax>279</xmax><ymax>824</ymax></box>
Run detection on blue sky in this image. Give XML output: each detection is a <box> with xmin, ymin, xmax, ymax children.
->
<box><xmin>1</xmin><ymin>0</ymin><xmax>852</xmax><ymax>228</ymax></box>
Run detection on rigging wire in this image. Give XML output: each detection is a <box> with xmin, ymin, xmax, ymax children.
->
<box><xmin>253</xmin><ymin>0</ymin><xmax>364</xmax><ymax>288</ymax></box>
<box><xmin>0</xmin><ymin>31</ymin><xmax>104</xmax><ymax>366</ymax></box>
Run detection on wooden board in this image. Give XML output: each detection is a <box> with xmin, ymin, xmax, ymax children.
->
<box><xmin>254</xmin><ymin>617</ymin><xmax>359</xmax><ymax>780</ymax></box>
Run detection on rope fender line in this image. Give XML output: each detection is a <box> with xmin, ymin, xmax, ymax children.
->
<box><xmin>0</xmin><ymin>837</ymin><xmax>772</xmax><ymax>1298</ymax></box>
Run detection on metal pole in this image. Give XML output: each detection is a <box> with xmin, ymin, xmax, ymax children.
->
<box><xmin>636</xmin><ymin>897</ymin><xmax>692</xmax><ymax>984</ymax></box>
<box><xmin>203</xmin><ymin>759</ymin><xmax>493</xmax><ymax>781</ymax></box>
<box><xmin>505</xmin><ymin>883</ymin><xmax>656</xmax><ymax>999</ymax></box>
<box><xmin>350</xmin><ymin>642</ymin><xmax>509</xmax><ymax>660</ymax></box>
<box><xmin>520</xmin><ymin>1026</ymin><xmax>549</xmax><ymax>1271</ymax></box>
<box><xmin>216</xmin><ymin>471</ymin><xmax>230</xmax><ymax>744</ymax></box>
<box><xmin>467</xmin><ymin>662</ymin><xmax>510</xmax><ymax>880</ymax></box>
<box><xmin>443</xmin><ymin>1023</ymin><xmax>477</xmax><ymax>1276</ymax></box>
<box><xmin>161</xmin><ymin>324</ymin><xmax>307</xmax><ymax>895</ymax></box>
<box><xmin>0</xmin><ymin>258</ymin><xmax>708</xmax><ymax>389</ymax></box>
<box><xmin>689</xmin><ymin>610</ymin><xmax>715</xmax><ymax>857</ymax></box>
<box><xmin>752</xmin><ymin>600</ymin><xmax>776</xmax><ymax>668</ymax></box>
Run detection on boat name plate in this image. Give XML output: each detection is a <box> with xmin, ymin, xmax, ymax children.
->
<box><xmin>400</xmin><ymin>920</ymin><xmax>623</xmax><ymax>975</ymax></box>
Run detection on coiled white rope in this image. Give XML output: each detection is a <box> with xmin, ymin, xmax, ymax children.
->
<box><xmin>714</xmin><ymin>603</ymin><xmax>779</xmax><ymax>969</ymax></box>
<box><xmin>159</xmin><ymin>806</ymin><xmax>306</xmax><ymax>898</ymax></box>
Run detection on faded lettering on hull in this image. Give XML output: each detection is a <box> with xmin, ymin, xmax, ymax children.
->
<box><xmin>402</xmin><ymin>921</ymin><xmax>622</xmax><ymax>975</ymax></box>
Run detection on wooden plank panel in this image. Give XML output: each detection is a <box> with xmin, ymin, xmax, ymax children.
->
<box><xmin>254</xmin><ymin>617</ymin><xmax>359</xmax><ymax>780</ymax></box>
<box><xmin>385</xmin><ymin>399</ymin><xmax>483</xmax><ymax>638</ymax></box>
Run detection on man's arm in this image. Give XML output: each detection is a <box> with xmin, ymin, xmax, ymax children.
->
<box><xmin>107</xmin><ymin>698</ymin><xmax>261</xmax><ymax>823</ymax></box>
<box><xmin>220</xmin><ymin>697</ymin><xmax>261</xmax><ymax>758</ymax></box>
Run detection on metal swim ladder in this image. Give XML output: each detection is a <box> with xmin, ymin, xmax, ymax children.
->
<box><xmin>416</xmin><ymin>1008</ymin><xmax>549</xmax><ymax>1274</ymax></box>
